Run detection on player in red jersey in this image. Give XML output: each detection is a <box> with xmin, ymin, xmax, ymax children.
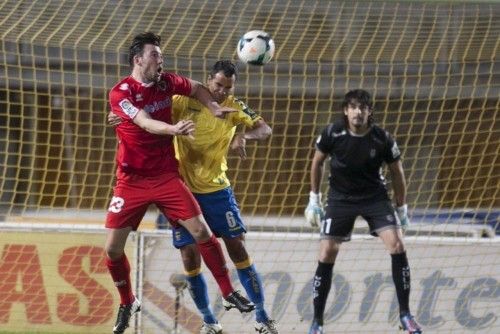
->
<box><xmin>105</xmin><ymin>32</ymin><xmax>252</xmax><ymax>334</ymax></box>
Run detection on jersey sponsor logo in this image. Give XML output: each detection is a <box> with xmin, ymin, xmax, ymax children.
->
<box><xmin>118</xmin><ymin>99</ymin><xmax>139</xmax><ymax>118</ymax></box>
<box><xmin>108</xmin><ymin>196</ymin><xmax>125</xmax><ymax>213</ymax></box>
<box><xmin>391</xmin><ymin>142</ymin><xmax>401</xmax><ymax>158</ymax></box>
<box><xmin>143</xmin><ymin>97</ymin><xmax>171</xmax><ymax>114</ymax></box>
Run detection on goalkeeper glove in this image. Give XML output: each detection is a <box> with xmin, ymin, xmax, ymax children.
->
<box><xmin>305</xmin><ymin>191</ymin><xmax>324</xmax><ymax>228</ymax></box>
<box><xmin>396</xmin><ymin>204</ymin><xmax>409</xmax><ymax>230</ymax></box>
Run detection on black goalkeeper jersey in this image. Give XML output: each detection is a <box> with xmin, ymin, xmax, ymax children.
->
<box><xmin>316</xmin><ymin>122</ymin><xmax>401</xmax><ymax>202</ymax></box>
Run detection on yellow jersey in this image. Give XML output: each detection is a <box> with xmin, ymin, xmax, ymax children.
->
<box><xmin>172</xmin><ymin>95</ymin><xmax>262</xmax><ymax>193</ymax></box>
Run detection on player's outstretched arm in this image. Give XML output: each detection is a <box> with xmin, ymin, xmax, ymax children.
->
<box><xmin>189</xmin><ymin>79</ymin><xmax>236</xmax><ymax>118</ymax></box>
<box><xmin>133</xmin><ymin>109</ymin><xmax>195</xmax><ymax>137</ymax></box>
<box><xmin>242</xmin><ymin>119</ymin><xmax>272</xmax><ymax>140</ymax></box>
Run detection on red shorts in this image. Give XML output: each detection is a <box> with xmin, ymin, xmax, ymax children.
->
<box><xmin>105</xmin><ymin>170</ymin><xmax>201</xmax><ymax>230</ymax></box>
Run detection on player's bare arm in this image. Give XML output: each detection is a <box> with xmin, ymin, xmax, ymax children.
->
<box><xmin>189</xmin><ymin>79</ymin><xmax>236</xmax><ymax>118</ymax></box>
<box><xmin>310</xmin><ymin>150</ymin><xmax>327</xmax><ymax>194</ymax></box>
<box><xmin>388</xmin><ymin>160</ymin><xmax>407</xmax><ymax>207</ymax></box>
<box><xmin>107</xmin><ymin>110</ymin><xmax>194</xmax><ymax>138</ymax></box>
<box><xmin>133</xmin><ymin>109</ymin><xmax>195</xmax><ymax>137</ymax></box>
<box><xmin>304</xmin><ymin>149</ymin><xmax>327</xmax><ymax>227</ymax></box>
<box><xmin>231</xmin><ymin>119</ymin><xmax>272</xmax><ymax>159</ymax></box>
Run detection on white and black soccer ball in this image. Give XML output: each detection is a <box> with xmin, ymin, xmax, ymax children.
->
<box><xmin>237</xmin><ymin>30</ymin><xmax>275</xmax><ymax>65</ymax></box>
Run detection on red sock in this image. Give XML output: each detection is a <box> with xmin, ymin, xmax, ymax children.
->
<box><xmin>197</xmin><ymin>235</ymin><xmax>234</xmax><ymax>297</ymax></box>
<box><xmin>105</xmin><ymin>254</ymin><xmax>134</xmax><ymax>305</ymax></box>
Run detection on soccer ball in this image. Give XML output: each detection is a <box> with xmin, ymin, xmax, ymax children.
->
<box><xmin>237</xmin><ymin>30</ymin><xmax>275</xmax><ymax>65</ymax></box>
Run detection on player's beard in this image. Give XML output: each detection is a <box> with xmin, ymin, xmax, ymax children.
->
<box><xmin>212</xmin><ymin>90</ymin><xmax>228</xmax><ymax>104</ymax></box>
<box><xmin>350</xmin><ymin>117</ymin><xmax>370</xmax><ymax>133</ymax></box>
<box><xmin>352</xmin><ymin>118</ymin><xmax>364</xmax><ymax>128</ymax></box>
<box><xmin>351</xmin><ymin>117</ymin><xmax>364</xmax><ymax>128</ymax></box>
<box><xmin>151</xmin><ymin>70</ymin><xmax>161</xmax><ymax>83</ymax></box>
<box><xmin>213</xmin><ymin>94</ymin><xmax>225</xmax><ymax>104</ymax></box>
<box><xmin>145</xmin><ymin>67</ymin><xmax>161</xmax><ymax>83</ymax></box>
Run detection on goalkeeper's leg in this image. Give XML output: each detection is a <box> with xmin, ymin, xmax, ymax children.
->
<box><xmin>378</xmin><ymin>229</ymin><xmax>412</xmax><ymax>313</ymax></box>
<box><xmin>378</xmin><ymin>229</ymin><xmax>422</xmax><ymax>333</ymax></box>
<box><xmin>310</xmin><ymin>239</ymin><xmax>340</xmax><ymax>333</ymax></box>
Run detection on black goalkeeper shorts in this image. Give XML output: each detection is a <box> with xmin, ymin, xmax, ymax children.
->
<box><xmin>320</xmin><ymin>199</ymin><xmax>401</xmax><ymax>241</ymax></box>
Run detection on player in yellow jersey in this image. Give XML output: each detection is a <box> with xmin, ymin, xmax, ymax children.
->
<box><xmin>170</xmin><ymin>60</ymin><xmax>277</xmax><ymax>334</ymax></box>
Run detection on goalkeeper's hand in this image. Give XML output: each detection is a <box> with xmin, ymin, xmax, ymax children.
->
<box><xmin>396</xmin><ymin>204</ymin><xmax>409</xmax><ymax>230</ymax></box>
<box><xmin>305</xmin><ymin>191</ymin><xmax>324</xmax><ymax>228</ymax></box>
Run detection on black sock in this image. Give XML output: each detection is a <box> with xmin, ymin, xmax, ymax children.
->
<box><xmin>391</xmin><ymin>252</ymin><xmax>411</xmax><ymax>314</ymax></box>
<box><xmin>312</xmin><ymin>261</ymin><xmax>334</xmax><ymax>325</ymax></box>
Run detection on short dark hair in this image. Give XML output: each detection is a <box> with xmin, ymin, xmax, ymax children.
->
<box><xmin>128</xmin><ymin>32</ymin><xmax>161</xmax><ymax>67</ymax></box>
<box><xmin>209</xmin><ymin>60</ymin><xmax>238</xmax><ymax>79</ymax></box>
<box><xmin>342</xmin><ymin>89</ymin><xmax>374</xmax><ymax>126</ymax></box>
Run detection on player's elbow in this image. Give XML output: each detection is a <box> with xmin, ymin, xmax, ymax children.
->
<box><xmin>136</xmin><ymin>120</ymin><xmax>155</xmax><ymax>134</ymax></box>
<box><xmin>260</xmin><ymin>123</ymin><xmax>272</xmax><ymax>139</ymax></box>
<box><xmin>265</xmin><ymin>124</ymin><xmax>272</xmax><ymax>137</ymax></box>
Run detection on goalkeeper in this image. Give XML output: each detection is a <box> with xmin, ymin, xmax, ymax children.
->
<box><xmin>305</xmin><ymin>89</ymin><xmax>422</xmax><ymax>334</ymax></box>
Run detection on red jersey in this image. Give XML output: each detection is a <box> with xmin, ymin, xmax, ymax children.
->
<box><xmin>109</xmin><ymin>72</ymin><xmax>192</xmax><ymax>176</ymax></box>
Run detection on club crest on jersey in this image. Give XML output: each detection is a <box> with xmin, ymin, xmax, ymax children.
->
<box><xmin>135</xmin><ymin>94</ymin><xmax>143</xmax><ymax>102</ymax></box>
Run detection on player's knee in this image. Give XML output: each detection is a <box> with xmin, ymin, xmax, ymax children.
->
<box><xmin>319</xmin><ymin>241</ymin><xmax>339</xmax><ymax>262</ymax></box>
<box><xmin>388</xmin><ymin>240</ymin><xmax>405</xmax><ymax>254</ymax></box>
<box><xmin>223</xmin><ymin>236</ymin><xmax>248</xmax><ymax>262</ymax></box>
<box><xmin>105</xmin><ymin>247</ymin><xmax>124</xmax><ymax>261</ymax></box>
<box><xmin>190</xmin><ymin>227</ymin><xmax>211</xmax><ymax>241</ymax></box>
<box><xmin>180</xmin><ymin>244</ymin><xmax>201</xmax><ymax>269</ymax></box>
<box><xmin>229</xmin><ymin>247</ymin><xmax>249</xmax><ymax>264</ymax></box>
<box><xmin>180</xmin><ymin>215</ymin><xmax>211</xmax><ymax>241</ymax></box>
